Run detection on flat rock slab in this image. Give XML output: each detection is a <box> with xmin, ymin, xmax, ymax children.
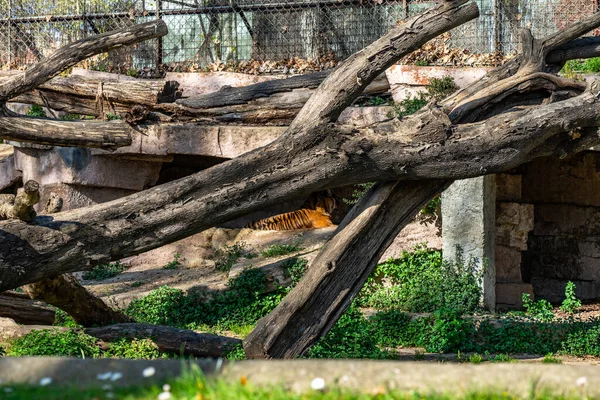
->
<box><xmin>0</xmin><ymin>358</ymin><xmax>598</xmax><ymax>396</ymax></box>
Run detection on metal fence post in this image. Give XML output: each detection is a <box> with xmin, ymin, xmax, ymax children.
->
<box><xmin>156</xmin><ymin>0</ymin><xmax>163</xmax><ymax>68</ymax></box>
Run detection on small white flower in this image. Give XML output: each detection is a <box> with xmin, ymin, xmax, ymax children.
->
<box><xmin>143</xmin><ymin>367</ymin><xmax>156</xmax><ymax>378</ymax></box>
<box><xmin>97</xmin><ymin>372</ymin><xmax>112</xmax><ymax>381</ymax></box>
<box><xmin>39</xmin><ymin>377</ymin><xmax>52</xmax><ymax>386</ymax></box>
<box><xmin>3</xmin><ymin>387</ymin><xmax>13</xmax><ymax>393</ymax></box>
<box><xmin>576</xmin><ymin>376</ymin><xmax>587</xmax><ymax>387</ymax></box>
<box><xmin>158</xmin><ymin>391</ymin><xmax>172</xmax><ymax>400</ymax></box>
<box><xmin>110</xmin><ymin>372</ymin><xmax>123</xmax><ymax>381</ymax></box>
<box><xmin>311</xmin><ymin>377</ymin><xmax>326</xmax><ymax>390</ymax></box>
<box><xmin>162</xmin><ymin>384</ymin><xmax>171</xmax><ymax>392</ymax></box>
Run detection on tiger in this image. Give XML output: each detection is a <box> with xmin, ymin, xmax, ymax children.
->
<box><xmin>245</xmin><ymin>190</ymin><xmax>337</xmax><ymax>231</ymax></box>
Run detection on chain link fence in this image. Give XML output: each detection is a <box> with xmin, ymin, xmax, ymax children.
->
<box><xmin>0</xmin><ymin>0</ymin><xmax>598</xmax><ymax>71</ymax></box>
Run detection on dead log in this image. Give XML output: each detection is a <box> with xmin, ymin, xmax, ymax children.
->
<box><xmin>4</xmin><ymin>73</ymin><xmax>181</xmax><ymax>118</ymax></box>
<box><xmin>0</xmin><ymin>0</ymin><xmax>481</xmax><ymax>291</ymax></box>
<box><xmin>242</xmin><ymin>11</ymin><xmax>600</xmax><ymax>358</ymax></box>
<box><xmin>22</xmin><ymin>273</ymin><xmax>131</xmax><ymax>328</ymax></box>
<box><xmin>0</xmin><ymin>292</ymin><xmax>56</xmax><ymax>325</ymax></box>
<box><xmin>0</xmin><ymin>180</ymin><xmax>39</xmax><ymax>221</ymax></box>
<box><xmin>85</xmin><ymin>323</ymin><xmax>241</xmax><ymax>358</ymax></box>
<box><xmin>0</xmin><ymin>324</ymin><xmax>69</xmax><ymax>343</ymax></box>
<box><xmin>0</xmin><ymin>20</ymin><xmax>168</xmax><ymax>149</ymax></box>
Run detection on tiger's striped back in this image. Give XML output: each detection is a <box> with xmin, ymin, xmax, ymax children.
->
<box><xmin>245</xmin><ymin>191</ymin><xmax>337</xmax><ymax>231</ymax></box>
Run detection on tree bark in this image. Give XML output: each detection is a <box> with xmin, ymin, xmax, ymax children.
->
<box><xmin>84</xmin><ymin>323</ymin><xmax>241</xmax><ymax>357</ymax></box>
<box><xmin>22</xmin><ymin>274</ymin><xmax>132</xmax><ymax>328</ymax></box>
<box><xmin>244</xmin><ymin>180</ymin><xmax>449</xmax><ymax>358</ymax></box>
<box><xmin>242</xmin><ymin>13</ymin><xmax>600</xmax><ymax>359</ymax></box>
<box><xmin>0</xmin><ymin>0</ymin><xmax>483</xmax><ymax>291</ymax></box>
<box><xmin>5</xmin><ymin>73</ymin><xmax>181</xmax><ymax>118</ymax></box>
<box><xmin>0</xmin><ymin>292</ymin><xmax>56</xmax><ymax>325</ymax></box>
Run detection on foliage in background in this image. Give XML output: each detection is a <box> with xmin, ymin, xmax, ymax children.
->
<box><xmin>356</xmin><ymin>245</ymin><xmax>482</xmax><ymax>314</ymax></box>
<box><xmin>5</xmin><ymin>329</ymin><xmax>100</xmax><ymax>357</ymax></box>
<box><xmin>343</xmin><ymin>182</ymin><xmax>376</xmax><ymax>205</ymax></box>
<box><xmin>82</xmin><ymin>261</ymin><xmax>127</xmax><ymax>281</ymax></box>
<box><xmin>389</xmin><ymin>76</ymin><xmax>457</xmax><ymax>118</ymax></box>
<box><xmin>162</xmin><ymin>253</ymin><xmax>182</xmax><ymax>270</ymax></box>
<box><xmin>26</xmin><ymin>105</ymin><xmax>47</xmax><ymax>118</ymax></box>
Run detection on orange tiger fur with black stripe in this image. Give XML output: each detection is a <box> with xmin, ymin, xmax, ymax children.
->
<box><xmin>245</xmin><ymin>191</ymin><xmax>337</xmax><ymax>231</ymax></box>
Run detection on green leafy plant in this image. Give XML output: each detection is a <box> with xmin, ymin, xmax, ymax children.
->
<box><xmin>59</xmin><ymin>113</ymin><xmax>80</xmax><ymax>121</ymax></box>
<box><xmin>105</xmin><ymin>113</ymin><xmax>122</xmax><ymax>120</ymax></box>
<box><xmin>427</xmin><ymin>76</ymin><xmax>458</xmax><ymax>100</ymax></box>
<box><xmin>53</xmin><ymin>309</ymin><xmax>79</xmax><ymax>328</ymax></box>
<box><xmin>82</xmin><ymin>261</ymin><xmax>127</xmax><ymax>281</ymax></box>
<box><xmin>103</xmin><ymin>338</ymin><xmax>165</xmax><ymax>359</ymax></box>
<box><xmin>26</xmin><ymin>104</ymin><xmax>47</xmax><ymax>117</ymax></box>
<box><xmin>261</xmin><ymin>244</ymin><xmax>303</xmax><ymax>258</ymax></box>
<box><xmin>131</xmin><ymin>281</ymin><xmax>143</xmax><ymax>288</ymax></box>
<box><xmin>163</xmin><ymin>252</ymin><xmax>182</xmax><ymax>270</ymax></box>
<box><xmin>389</xmin><ymin>92</ymin><xmax>428</xmax><ymax>118</ymax></box>
<box><xmin>560</xmin><ymin>281</ymin><xmax>581</xmax><ymax>314</ymax></box>
<box><xmin>6</xmin><ymin>329</ymin><xmax>100</xmax><ymax>357</ymax></box>
<box><xmin>522</xmin><ymin>293</ymin><xmax>554</xmax><ymax>322</ymax></box>
<box><xmin>469</xmin><ymin>353</ymin><xmax>484</xmax><ymax>363</ymax></box>
<box><xmin>215</xmin><ymin>242</ymin><xmax>255</xmax><ymax>272</ymax></box>
<box><xmin>343</xmin><ymin>182</ymin><xmax>375</xmax><ymax>205</ymax></box>
<box><xmin>541</xmin><ymin>353</ymin><xmax>562</xmax><ymax>363</ymax></box>
<box><xmin>126</xmin><ymin>68</ymin><xmax>140</xmax><ymax>78</ymax></box>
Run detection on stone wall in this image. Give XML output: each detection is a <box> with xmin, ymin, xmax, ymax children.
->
<box><xmin>521</xmin><ymin>152</ymin><xmax>600</xmax><ymax>303</ymax></box>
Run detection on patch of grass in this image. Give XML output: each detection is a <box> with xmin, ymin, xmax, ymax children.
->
<box><xmin>26</xmin><ymin>105</ymin><xmax>47</xmax><ymax>117</ymax></box>
<box><xmin>389</xmin><ymin>92</ymin><xmax>429</xmax><ymax>118</ymax></box>
<box><xmin>491</xmin><ymin>353</ymin><xmax>516</xmax><ymax>363</ymax></box>
<box><xmin>0</xmin><ymin>367</ymin><xmax>589</xmax><ymax>400</ymax></box>
<box><xmin>215</xmin><ymin>242</ymin><xmax>256</xmax><ymax>272</ymax></box>
<box><xmin>162</xmin><ymin>253</ymin><xmax>182</xmax><ymax>270</ymax></box>
<box><xmin>261</xmin><ymin>244</ymin><xmax>303</xmax><ymax>258</ymax></box>
<box><xmin>541</xmin><ymin>353</ymin><xmax>562</xmax><ymax>364</ymax></box>
<box><xmin>427</xmin><ymin>76</ymin><xmax>458</xmax><ymax>100</ymax></box>
<box><xmin>469</xmin><ymin>353</ymin><xmax>484</xmax><ymax>364</ymax></box>
<box><xmin>82</xmin><ymin>261</ymin><xmax>127</xmax><ymax>281</ymax></box>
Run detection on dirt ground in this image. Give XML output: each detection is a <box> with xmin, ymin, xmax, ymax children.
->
<box><xmin>81</xmin><ymin>226</ymin><xmax>337</xmax><ymax>308</ymax></box>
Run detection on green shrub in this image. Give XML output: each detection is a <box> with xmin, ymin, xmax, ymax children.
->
<box><xmin>560</xmin><ymin>281</ymin><xmax>581</xmax><ymax>314</ymax></box>
<box><xmin>163</xmin><ymin>253</ymin><xmax>182</xmax><ymax>270</ymax></box>
<box><xmin>125</xmin><ymin>285</ymin><xmax>191</xmax><ymax>326</ymax></box>
<box><xmin>53</xmin><ymin>309</ymin><xmax>79</xmax><ymax>327</ymax></box>
<box><xmin>560</xmin><ymin>324</ymin><xmax>600</xmax><ymax>356</ymax></box>
<box><xmin>261</xmin><ymin>244</ymin><xmax>303</xmax><ymax>258</ymax></box>
<box><xmin>215</xmin><ymin>242</ymin><xmax>255</xmax><ymax>272</ymax></box>
<box><xmin>59</xmin><ymin>113</ymin><xmax>80</xmax><ymax>121</ymax></box>
<box><xmin>105</xmin><ymin>113</ymin><xmax>122</xmax><ymax>120</ymax></box>
<box><xmin>541</xmin><ymin>353</ymin><xmax>562</xmax><ymax>363</ymax></box>
<box><xmin>522</xmin><ymin>294</ymin><xmax>554</xmax><ymax>322</ymax></box>
<box><xmin>427</xmin><ymin>76</ymin><xmax>458</xmax><ymax>100</ymax></box>
<box><xmin>26</xmin><ymin>105</ymin><xmax>47</xmax><ymax>117</ymax></box>
<box><xmin>6</xmin><ymin>329</ymin><xmax>100</xmax><ymax>357</ymax></box>
<box><xmin>357</xmin><ymin>245</ymin><xmax>482</xmax><ymax>314</ymax></box>
<box><xmin>82</xmin><ymin>261</ymin><xmax>127</xmax><ymax>280</ymax></box>
<box><xmin>389</xmin><ymin>92</ymin><xmax>428</xmax><ymax>118</ymax></box>
<box><xmin>103</xmin><ymin>338</ymin><xmax>164</xmax><ymax>359</ymax></box>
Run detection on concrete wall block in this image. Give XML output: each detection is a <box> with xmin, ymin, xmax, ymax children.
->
<box><xmin>495</xmin><ymin>174</ymin><xmax>522</xmax><ymax>202</ymax></box>
<box><xmin>523</xmin><ymin>153</ymin><xmax>600</xmax><ymax>208</ymax></box>
<box><xmin>442</xmin><ymin>175</ymin><xmax>496</xmax><ymax>310</ymax></box>
<box><xmin>0</xmin><ymin>145</ymin><xmax>20</xmax><ymax>191</ymax></box>
<box><xmin>533</xmin><ymin>204</ymin><xmax>600</xmax><ymax>236</ymax></box>
<box><xmin>37</xmin><ymin>183</ymin><xmax>136</xmax><ymax>212</ymax></box>
<box><xmin>496</xmin><ymin>283</ymin><xmax>534</xmax><ymax>309</ymax></box>
<box><xmin>495</xmin><ymin>245</ymin><xmax>522</xmax><ymax>283</ymax></box>
<box><xmin>14</xmin><ymin>146</ymin><xmax>162</xmax><ymax>190</ymax></box>
<box><xmin>579</xmin><ymin>240</ymin><xmax>600</xmax><ymax>258</ymax></box>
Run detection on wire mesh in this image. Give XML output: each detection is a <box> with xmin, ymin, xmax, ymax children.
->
<box><xmin>0</xmin><ymin>0</ymin><xmax>599</xmax><ymax>71</ymax></box>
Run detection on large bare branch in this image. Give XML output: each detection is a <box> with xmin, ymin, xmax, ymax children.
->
<box><xmin>0</xmin><ymin>20</ymin><xmax>168</xmax><ymax>102</ymax></box>
<box><xmin>0</xmin><ymin>0</ymin><xmax>480</xmax><ymax>291</ymax></box>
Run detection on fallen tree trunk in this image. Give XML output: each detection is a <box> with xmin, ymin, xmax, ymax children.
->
<box><xmin>0</xmin><ymin>0</ymin><xmax>482</xmax><ymax>290</ymax></box>
<box><xmin>85</xmin><ymin>323</ymin><xmax>241</xmax><ymax>358</ymax></box>
<box><xmin>22</xmin><ymin>274</ymin><xmax>132</xmax><ymax>327</ymax></box>
<box><xmin>4</xmin><ymin>73</ymin><xmax>181</xmax><ymax>118</ymax></box>
<box><xmin>0</xmin><ymin>292</ymin><xmax>56</xmax><ymax>325</ymax></box>
<box><xmin>0</xmin><ymin>324</ymin><xmax>69</xmax><ymax>342</ymax></box>
<box><xmin>0</xmin><ymin>20</ymin><xmax>168</xmax><ymax>149</ymax></box>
